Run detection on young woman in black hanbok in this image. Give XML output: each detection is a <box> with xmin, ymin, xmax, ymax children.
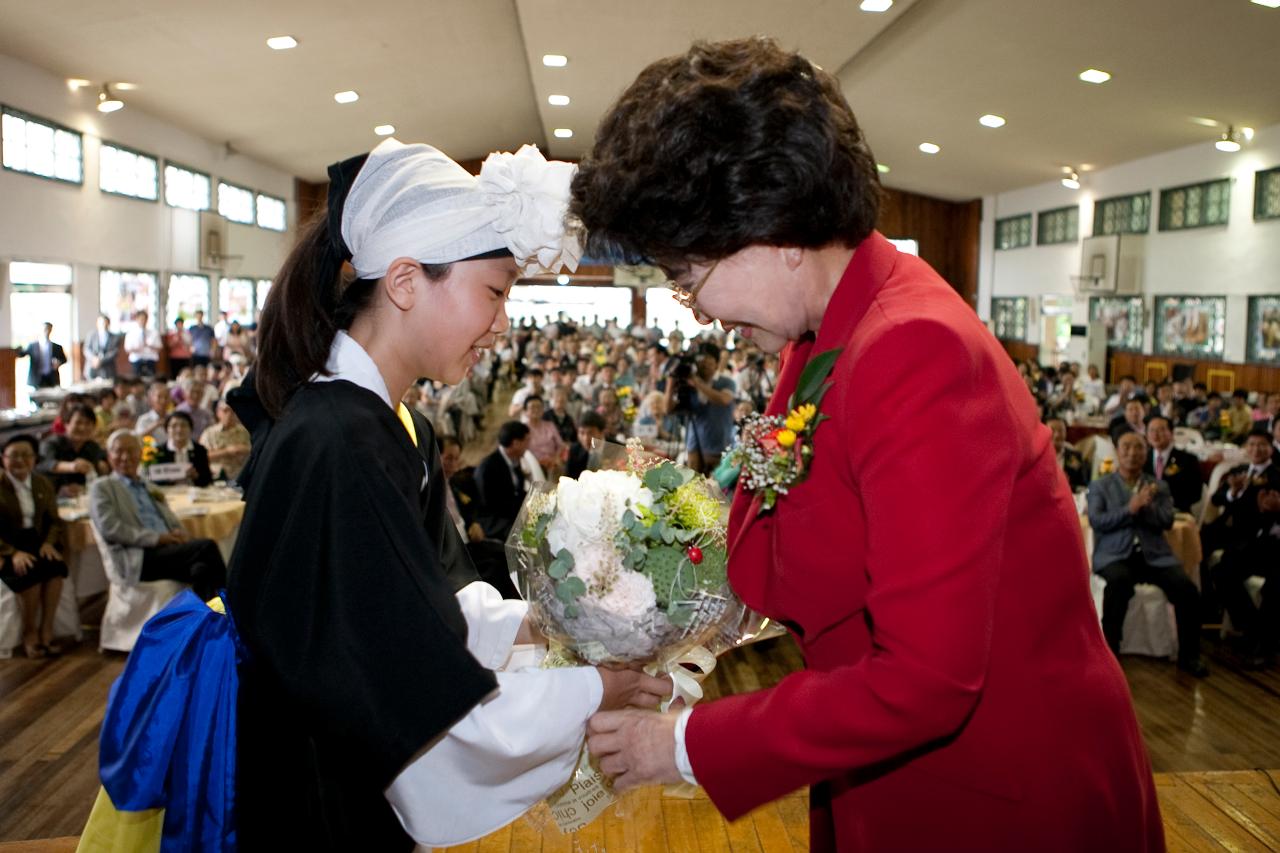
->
<box><xmin>227</xmin><ymin>140</ymin><xmax>669</xmax><ymax>850</ymax></box>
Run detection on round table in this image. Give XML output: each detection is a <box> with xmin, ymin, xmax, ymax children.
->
<box><xmin>61</xmin><ymin>486</ymin><xmax>245</xmax><ymax>598</ymax></box>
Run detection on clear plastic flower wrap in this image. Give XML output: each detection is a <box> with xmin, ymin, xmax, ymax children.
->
<box><xmin>507</xmin><ymin>440</ymin><xmax>744</xmax><ymax>667</ymax></box>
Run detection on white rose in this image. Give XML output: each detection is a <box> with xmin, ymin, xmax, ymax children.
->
<box><xmin>546</xmin><ymin>471</ymin><xmax>652</xmax><ymax>556</ymax></box>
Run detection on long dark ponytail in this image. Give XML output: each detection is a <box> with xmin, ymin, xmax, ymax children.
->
<box><xmin>255</xmin><ymin>153</ymin><xmax>377</xmax><ymax>418</ymax></box>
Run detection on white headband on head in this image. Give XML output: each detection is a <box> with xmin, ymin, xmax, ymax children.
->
<box><xmin>341</xmin><ymin>138</ymin><xmax>581</xmax><ymax>279</ymax></box>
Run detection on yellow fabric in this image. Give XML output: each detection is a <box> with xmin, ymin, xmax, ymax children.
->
<box><xmin>75</xmin><ymin>787</ymin><xmax>163</xmax><ymax>853</ymax></box>
<box><xmin>398</xmin><ymin>402</ymin><xmax>419</xmax><ymax>447</ymax></box>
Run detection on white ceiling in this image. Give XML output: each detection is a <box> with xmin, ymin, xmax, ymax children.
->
<box><xmin>0</xmin><ymin>0</ymin><xmax>1276</xmax><ymax>200</ymax></box>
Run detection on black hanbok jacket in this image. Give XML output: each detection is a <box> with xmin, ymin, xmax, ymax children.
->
<box><xmin>228</xmin><ymin>378</ymin><xmax>493</xmax><ymax>851</ymax></box>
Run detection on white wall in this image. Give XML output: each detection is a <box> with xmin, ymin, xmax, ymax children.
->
<box><xmin>978</xmin><ymin>123</ymin><xmax>1280</xmax><ymax>362</ymax></box>
<box><xmin>0</xmin><ymin>51</ymin><xmax>296</xmax><ymax>346</ymax></box>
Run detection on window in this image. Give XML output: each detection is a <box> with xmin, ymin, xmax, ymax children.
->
<box><xmin>1153</xmin><ymin>296</ymin><xmax>1226</xmax><ymax>358</ymax></box>
<box><xmin>256</xmin><ymin>279</ymin><xmax>273</xmax><ymax>318</ymax></box>
<box><xmin>1247</xmin><ymin>295</ymin><xmax>1280</xmax><ymax>365</ymax></box>
<box><xmin>164</xmin><ymin>162</ymin><xmax>212</xmax><ymax>211</ymax></box>
<box><xmin>1089</xmin><ymin>297</ymin><xmax>1145</xmax><ymax>352</ymax></box>
<box><xmin>99</xmin><ymin>142</ymin><xmax>159</xmax><ymax>201</ymax></box>
<box><xmin>218</xmin><ymin>181</ymin><xmax>255</xmax><ymax>224</ymax></box>
<box><xmin>1093</xmin><ymin>192</ymin><xmax>1151</xmax><ymax>236</ymax></box>
<box><xmin>100</xmin><ymin>269</ymin><xmax>160</xmax><ymax>327</ymax></box>
<box><xmin>990</xmin><ymin>297</ymin><xmax>1028</xmax><ymax>341</ymax></box>
<box><xmin>995</xmin><ymin>214</ymin><xmax>1032</xmax><ymax>250</ymax></box>
<box><xmin>1159</xmin><ymin>179</ymin><xmax>1230</xmax><ymax>231</ymax></box>
<box><xmin>219</xmin><ymin>277</ymin><xmax>256</xmax><ymax>325</ymax></box>
<box><xmin>1255</xmin><ymin>166</ymin><xmax>1280</xmax><ymax>222</ymax></box>
<box><xmin>256</xmin><ymin>193</ymin><xmax>287</xmax><ymax>231</ymax></box>
<box><xmin>1</xmin><ymin>107</ymin><xmax>83</xmax><ymax>184</ymax></box>
<box><xmin>8</xmin><ymin>262</ymin><xmax>74</xmax><ymax>402</ymax></box>
<box><xmin>167</xmin><ymin>273</ymin><xmax>211</xmax><ymax>327</ymax></box>
<box><xmin>1037</xmin><ymin>206</ymin><xmax>1079</xmax><ymax>245</ymax></box>
<box><xmin>508</xmin><ymin>284</ymin><xmax>632</xmax><ymax>328</ymax></box>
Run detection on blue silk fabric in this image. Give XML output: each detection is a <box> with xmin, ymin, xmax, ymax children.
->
<box><xmin>98</xmin><ymin>589</ymin><xmax>242</xmax><ymax>852</ymax></box>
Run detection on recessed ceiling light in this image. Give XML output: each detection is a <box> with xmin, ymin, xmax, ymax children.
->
<box><xmin>266</xmin><ymin>36</ymin><xmax>298</xmax><ymax>50</ymax></box>
<box><xmin>1251</xmin><ymin>0</ymin><xmax>1280</xmax><ymax>8</ymax></box>
<box><xmin>374</xmin><ymin>125</ymin><xmax>395</xmax><ymax>136</ymax></box>
<box><xmin>1079</xmin><ymin>164</ymin><xmax>1094</xmax><ymax>172</ymax></box>
<box><xmin>1079</xmin><ymin>68</ymin><xmax>1111</xmax><ymax>84</ymax></box>
<box><xmin>333</xmin><ymin>90</ymin><xmax>359</xmax><ymax>104</ymax></box>
<box><xmin>114</xmin><ymin>82</ymin><xmax>138</xmax><ymax>91</ymax></box>
<box><xmin>1241</xmin><ymin>126</ymin><xmax>1255</xmax><ymax>141</ymax></box>
<box><xmin>860</xmin><ymin>0</ymin><xmax>893</xmax><ymax>10</ymax></box>
<box><xmin>1189</xmin><ymin>116</ymin><xmax>1221</xmax><ymax>128</ymax></box>
<box><xmin>918</xmin><ymin>142</ymin><xmax>940</xmax><ymax>154</ymax></box>
<box><xmin>553</xmin><ymin>128</ymin><xmax>574</xmax><ymax>139</ymax></box>
<box><xmin>543</xmin><ymin>54</ymin><xmax>568</xmax><ymax>67</ymax></box>
<box><xmin>548</xmin><ymin>94</ymin><xmax>571</xmax><ymax>106</ymax></box>
<box><xmin>979</xmin><ymin>114</ymin><xmax>1006</xmax><ymax>128</ymax></box>
<box><xmin>66</xmin><ymin>78</ymin><xmax>91</xmax><ymax>91</ymax></box>
<box><xmin>876</xmin><ymin>163</ymin><xmax>890</xmax><ymax>173</ymax></box>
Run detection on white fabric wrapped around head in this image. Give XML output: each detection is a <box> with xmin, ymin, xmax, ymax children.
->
<box><xmin>341</xmin><ymin>138</ymin><xmax>581</xmax><ymax>279</ymax></box>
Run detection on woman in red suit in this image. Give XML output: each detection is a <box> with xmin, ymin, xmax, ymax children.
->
<box><xmin>572</xmin><ymin>38</ymin><xmax>1165</xmax><ymax>851</ymax></box>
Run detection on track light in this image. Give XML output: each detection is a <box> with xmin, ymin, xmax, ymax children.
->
<box><xmin>97</xmin><ymin>84</ymin><xmax>124</xmax><ymax>113</ymax></box>
<box><xmin>1215</xmin><ymin>126</ymin><xmax>1242</xmax><ymax>152</ymax></box>
<box><xmin>1061</xmin><ymin>169</ymin><xmax>1080</xmax><ymax>190</ymax></box>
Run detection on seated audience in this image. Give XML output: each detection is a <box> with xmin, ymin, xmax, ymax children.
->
<box><xmin>567</xmin><ymin>411</ymin><xmax>606</xmax><ymax>480</ymax></box>
<box><xmin>153</xmin><ymin>411</ymin><xmax>214</xmax><ymax>486</ymax></box>
<box><xmin>133</xmin><ymin>381</ymin><xmax>172</xmax><ymax>442</ymax></box>
<box><xmin>1087</xmin><ymin>431</ymin><xmax>1207</xmax><ymax>677</ymax></box>
<box><xmin>199</xmin><ymin>400</ymin><xmax>251</xmax><ymax>482</ymax></box>
<box><xmin>1143</xmin><ymin>415</ymin><xmax>1203</xmax><ymax>514</ymax></box>
<box><xmin>0</xmin><ymin>436</ymin><xmax>68</xmax><ymax>658</ymax></box>
<box><xmin>596</xmin><ymin>386</ymin><xmax>628</xmax><ymax>441</ymax></box>
<box><xmin>1208</xmin><ymin>429</ymin><xmax>1280</xmax><ymax>669</ymax></box>
<box><xmin>1108</xmin><ymin>396</ymin><xmax>1149</xmax><ymax>444</ymax></box>
<box><xmin>543</xmin><ymin>386</ymin><xmax>578</xmax><ymax>444</ymax></box>
<box><xmin>1187</xmin><ymin>392</ymin><xmax>1228</xmax><ymax>440</ymax></box>
<box><xmin>1079</xmin><ymin>364</ymin><xmax>1105</xmax><ymax>402</ymax></box>
<box><xmin>38</xmin><ymin>403</ymin><xmax>109</xmax><ymax>495</ymax></box>
<box><xmin>473</xmin><ymin>421</ymin><xmax>531</xmax><ymax>542</ymax></box>
<box><xmin>438</xmin><ymin>437</ymin><xmax>519</xmax><ymax>599</ymax></box>
<box><xmin>89</xmin><ymin>430</ymin><xmax>226</xmax><ymax>600</ymax></box>
<box><xmin>1102</xmin><ymin>375</ymin><xmax>1138</xmax><ymax>417</ymax></box>
<box><xmin>1227</xmin><ymin>390</ymin><xmax>1256</xmax><ymax>444</ymax></box>
<box><xmin>1046</xmin><ymin>417</ymin><xmax>1089</xmax><ymax>492</ymax></box>
<box><xmin>521</xmin><ymin>395</ymin><xmax>565</xmax><ymax>479</ymax></box>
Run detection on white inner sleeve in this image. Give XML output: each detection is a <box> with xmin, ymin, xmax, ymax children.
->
<box><xmin>673</xmin><ymin>706</ymin><xmax>698</xmax><ymax>786</ymax></box>
<box><xmin>385</xmin><ymin>582</ymin><xmax>604</xmax><ymax>847</ymax></box>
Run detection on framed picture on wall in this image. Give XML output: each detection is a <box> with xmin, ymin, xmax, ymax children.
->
<box><xmin>1153</xmin><ymin>295</ymin><xmax>1226</xmax><ymax>358</ymax></box>
<box><xmin>991</xmin><ymin>297</ymin><xmax>1029</xmax><ymax>341</ymax></box>
<box><xmin>1088</xmin><ymin>296</ymin><xmax>1144</xmax><ymax>352</ymax></box>
<box><xmin>1247</xmin><ymin>295</ymin><xmax>1280</xmax><ymax>365</ymax></box>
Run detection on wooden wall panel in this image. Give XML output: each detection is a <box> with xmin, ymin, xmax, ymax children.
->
<box><xmin>877</xmin><ymin>188</ymin><xmax>981</xmax><ymax>309</ymax></box>
<box><xmin>1109</xmin><ymin>352</ymin><xmax>1280</xmax><ymax>395</ymax></box>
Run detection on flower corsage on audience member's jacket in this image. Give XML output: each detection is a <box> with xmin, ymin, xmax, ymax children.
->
<box><xmin>730</xmin><ymin>348</ymin><xmax>842</xmax><ymax>514</ymax></box>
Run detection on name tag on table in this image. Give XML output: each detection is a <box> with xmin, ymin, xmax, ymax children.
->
<box><xmin>144</xmin><ymin>463</ymin><xmax>187</xmax><ymax>483</ymax></box>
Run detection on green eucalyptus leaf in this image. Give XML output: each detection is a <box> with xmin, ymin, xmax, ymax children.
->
<box><xmin>547</xmin><ymin>558</ymin><xmax>569</xmax><ymax>579</ymax></box>
<box><xmin>790</xmin><ymin>347</ymin><xmax>843</xmax><ymax>409</ymax></box>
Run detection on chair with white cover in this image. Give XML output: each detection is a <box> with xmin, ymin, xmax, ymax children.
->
<box><xmin>1082</xmin><ymin>435</ymin><xmax>1118</xmax><ymax>482</ymax></box>
<box><xmin>1089</xmin><ymin>575</ymin><xmax>1178</xmax><ymax>659</ymax></box>
<box><xmin>521</xmin><ymin>449</ymin><xmax>547</xmax><ymax>485</ymax></box>
<box><xmin>91</xmin><ymin>519</ymin><xmax>184</xmax><ymax>653</ymax></box>
<box><xmin>1173</xmin><ymin>427</ymin><xmax>1205</xmax><ymax>454</ymax></box>
<box><xmin>0</xmin><ymin>576</ymin><xmax>83</xmax><ymax>658</ymax></box>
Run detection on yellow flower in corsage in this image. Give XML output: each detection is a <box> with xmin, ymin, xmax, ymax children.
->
<box><xmin>1165</xmin><ymin>463</ymin><xmax>1180</xmax><ymax>476</ymax></box>
<box><xmin>728</xmin><ymin>348</ymin><xmax>841</xmax><ymax>514</ymax></box>
<box><xmin>1100</xmin><ymin>457</ymin><xmax>1115</xmax><ymax>474</ymax></box>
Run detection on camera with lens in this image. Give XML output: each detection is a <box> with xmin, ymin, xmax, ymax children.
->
<box><xmin>664</xmin><ymin>355</ymin><xmax>698</xmax><ymax>414</ymax></box>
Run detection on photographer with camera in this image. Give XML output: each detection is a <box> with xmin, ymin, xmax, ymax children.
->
<box><xmin>665</xmin><ymin>341</ymin><xmax>736</xmax><ymax>475</ymax></box>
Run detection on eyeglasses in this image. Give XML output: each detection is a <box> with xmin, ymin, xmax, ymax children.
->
<box><xmin>667</xmin><ymin>260</ymin><xmax>718</xmax><ymax>325</ymax></box>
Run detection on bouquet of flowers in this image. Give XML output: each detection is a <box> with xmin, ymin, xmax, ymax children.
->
<box><xmin>509</xmin><ymin>441</ymin><xmax>741</xmax><ymax>665</ymax></box>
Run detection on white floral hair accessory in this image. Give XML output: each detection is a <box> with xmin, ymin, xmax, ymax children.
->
<box><xmin>479</xmin><ymin>145</ymin><xmax>582</xmax><ymax>276</ymax></box>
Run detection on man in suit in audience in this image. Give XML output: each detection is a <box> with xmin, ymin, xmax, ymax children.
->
<box><xmin>473</xmin><ymin>421</ymin><xmax>531</xmax><ymax>542</ymax></box>
<box><xmin>1045</xmin><ymin>417</ymin><xmax>1088</xmax><ymax>492</ymax></box>
<box><xmin>1108</xmin><ymin>395</ymin><xmax>1149</xmax><ymax>445</ymax></box>
<box><xmin>84</xmin><ymin>314</ymin><xmax>122</xmax><ymax>381</ymax></box>
<box><xmin>1208</xmin><ymin>429</ymin><xmax>1280</xmax><ymax>668</ymax></box>
<box><xmin>566</xmin><ymin>411</ymin><xmax>606</xmax><ymax>480</ymax></box>
<box><xmin>16</xmin><ymin>323</ymin><xmax>66</xmax><ymax>389</ymax></box>
<box><xmin>1143</xmin><ymin>415</ymin><xmax>1203</xmax><ymax>513</ymax></box>
<box><xmin>439</xmin><ymin>436</ymin><xmax>519</xmax><ymax>599</ymax></box>
<box><xmin>1087</xmin><ymin>430</ymin><xmax>1207</xmax><ymax>676</ymax></box>
<box><xmin>89</xmin><ymin>430</ymin><xmax>226</xmax><ymax>600</ymax></box>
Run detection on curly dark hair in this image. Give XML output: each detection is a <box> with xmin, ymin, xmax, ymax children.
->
<box><xmin>570</xmin><ymin>37</ymin><xmax>882</xmax><ymax>270</ymax></box>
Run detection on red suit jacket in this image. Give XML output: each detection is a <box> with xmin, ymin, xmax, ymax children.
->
<box><xmin>686</xmin><ymin>233</ymin><xmax>1164</xmax><ymax>851</ymax></box>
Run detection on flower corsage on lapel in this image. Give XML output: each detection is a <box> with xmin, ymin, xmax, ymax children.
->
<box><xmin>730</xmin><ymin>347</ymin><xmax>842</xmax><ymax>514</ymax></box>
